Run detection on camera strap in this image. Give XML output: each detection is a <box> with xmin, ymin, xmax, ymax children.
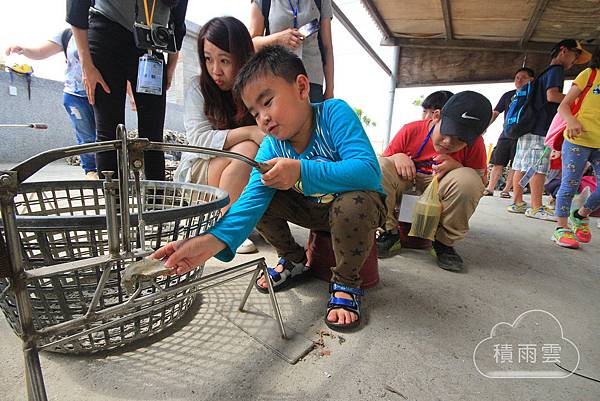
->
<box><xmin>134</xmin><ymin>0</ymin><xmax>165</xmax><ymax>96</ymax></box>
<box><xmin>143</xmin><ymin>0</ymin><xmax>157</xmax><ymax>26</ymax></box>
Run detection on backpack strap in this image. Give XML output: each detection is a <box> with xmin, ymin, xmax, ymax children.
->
<box><xmin>313</xmin><ymin>0</ymin><xmax>327</xmax><ymax>66</ymax></box>
<box><xmin>537</xmin><ymin>64</ymin><xmax>562</xmax><ymax>79</ymax></box>
<box><xmin>572</xmin><ymin>68</ymin><xmax>598</xmax><ymax>114</ymax></box>
<box><xmin>261</xmin><ymin>0</ymin><xmax>271</xmax><ymax>35</ymax></box>
<box><xmin>60</xmin><ymin>28</ymin><xmax>72</xmax><ymax>59</ymax></box>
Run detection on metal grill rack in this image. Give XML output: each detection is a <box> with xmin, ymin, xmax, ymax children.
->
<box><xmin>0</xmin><ymin>125</ymin><xmax>304</xmax><ymax>401</ymax></box>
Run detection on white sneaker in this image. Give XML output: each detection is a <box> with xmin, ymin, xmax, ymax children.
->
<box><xmin>236</xmin><ymin>238</ymin><xmax>257</xmax><ymax>254</ymax></box>
<box><xmin>524</xmin><ymin>207</ymin><xmax>557</xmax><ymax>222</ymax></box>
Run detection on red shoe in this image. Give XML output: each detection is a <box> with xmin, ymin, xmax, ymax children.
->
<box><xmin>552</xmin><ymin>228</ymin><xmax>580</xmax><ymax>249</ymax></box>
<box><xmin>569</xmin><ymin>210</ymin><xmax>591</xmax><ymax>243</ymax></box>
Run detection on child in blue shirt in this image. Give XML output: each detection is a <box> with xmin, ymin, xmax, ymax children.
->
<box><xmin>152</xmin><ymin>45</ymin><xmax>386</xmax><ymax>332</ymax></box>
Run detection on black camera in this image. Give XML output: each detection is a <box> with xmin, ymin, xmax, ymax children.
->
<box><xmin>134</xmin><ymin>22</ymin><xmax>177</xmax><ymax>53</ymax></box>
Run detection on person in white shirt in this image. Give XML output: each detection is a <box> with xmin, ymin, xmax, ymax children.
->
<box><xmin>174</xmin><ymin>17</ymin><xmax>265</xmax><ymax>254</ymax></box>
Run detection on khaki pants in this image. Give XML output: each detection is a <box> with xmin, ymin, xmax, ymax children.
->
<box><xmin>378</xmin><ymin>156</ymin><xmax>484</xmax><ymax>246</ymax></box>
<box><xmin>255</xmin><ymin>189</ymin><xmax>386</xmax><ymax>288</ymax></box>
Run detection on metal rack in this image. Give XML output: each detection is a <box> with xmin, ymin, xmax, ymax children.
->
<box><xmin>0</xmin><ymin>125</ymin><xmax>297</xmax><ymax>401</ymax></box>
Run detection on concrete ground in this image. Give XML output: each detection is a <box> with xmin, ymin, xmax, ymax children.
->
<box><xmin>1</xmin><ymin>162</ymin><xmax>599</xmax><ymax>401</ymax></box>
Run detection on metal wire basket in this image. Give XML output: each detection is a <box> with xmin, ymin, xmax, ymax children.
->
<box><xmin>0</xmin><ymin>179</ymin><xmax>228</xmax><ymax>353</ymax></box>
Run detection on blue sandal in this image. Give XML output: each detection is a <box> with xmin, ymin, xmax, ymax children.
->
<box><xmin>325</xmin><ymin>282</ymin><xmax>363</xmax><ymax>332</ymax></box>
<box><xmin>254</xmin><ymin>257</ymin><xmax>308</xmax><ymax>294</ymax></box>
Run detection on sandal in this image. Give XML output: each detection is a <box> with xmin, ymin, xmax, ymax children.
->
<box><xmin>254</xmin><ymin>257</ymin><xmax>308</xmax><ymax>294</ymax></box>
<box><xmin>324</xmin><ymin>282</ymin><xmax>363</xmax><ymax>332</ymax></box>
<box><xmin>500</xmin><ymin>191</ymin><xmax>511</xmax><ymax>199</ymax></box>
<box><xmin>482</xmin><ymin>189</ymin><xmax>493</xmax><ymax>196</ymax></box>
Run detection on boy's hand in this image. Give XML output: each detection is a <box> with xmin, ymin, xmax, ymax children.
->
<box><xmin>261</xmin><ymin>158</ymin><xmax>301</xmax><ymax>190</ymax></box>
<box><xmin>432</xmin><ymin>154</ymin><xmax>462</xmax><ymax>178</ymax></box>
<box><xmin>389</xmin><ymin>153</ymin><xmax>416</xmax><ymax>181</ymax></box>
<box><xmin>150</xmin><ymin>234</ymin><xmax>225</xmax><ymax>276</ymax></box>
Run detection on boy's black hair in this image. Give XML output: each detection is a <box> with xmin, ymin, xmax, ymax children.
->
<box><xmin>515</xmin><ymin>67</ymin><xmax>535</xmax><ymax>78</ymax></box>
<box><xmin>421</xmin><ymin>90</ymin><xmax>454</xmax><ymax>111</ymax></box>
<box><xmin>233</xmin><ymin>45</ymin><xmax>308</xmax><ymax>98</ymax></box>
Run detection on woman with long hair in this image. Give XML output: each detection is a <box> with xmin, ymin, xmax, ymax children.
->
<box><xmin>175</xmin><ymin>16</ymin><xmax>264</xmax><ymax>253</ymax></box>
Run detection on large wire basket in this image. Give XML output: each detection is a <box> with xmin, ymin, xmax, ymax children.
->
<box><xmin>0</xmin><ymin>179</ymin><xmax>228</xmax><ymax>353</ymax></box>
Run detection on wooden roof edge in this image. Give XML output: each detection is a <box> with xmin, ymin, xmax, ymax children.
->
<box><xmin>380</xmin><ymin>37</ymin><xmax>554</xmax><ymax>54</ymax></box>
<box><xmin>359</xmin><ymin>0</ymin><xmax>393</xmax><ymax>40</ymax></box>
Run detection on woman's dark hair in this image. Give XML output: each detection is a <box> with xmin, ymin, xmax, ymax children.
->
<box><xmin>198</xmin><ymin>17</ymin><xmax>255</xmax><ymax>129</ymax></box>
<box><xmin>589</xmin><ymin>47</ymin><xmax>600</xmax><ymax>69</ymax></box>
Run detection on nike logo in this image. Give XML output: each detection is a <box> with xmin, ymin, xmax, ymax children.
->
<box><xmin>461</xmin><ymin>112</ymin><xmax>480</xmax><ymax>120</ymax></box>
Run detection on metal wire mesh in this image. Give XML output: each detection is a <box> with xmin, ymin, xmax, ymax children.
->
<box><xmin>0</xmin><ymin>180</ymin><xmax>228</xmax><ymax>353</ymax></box>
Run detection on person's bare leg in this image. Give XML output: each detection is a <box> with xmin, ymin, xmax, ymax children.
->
<box><xmin>503</xmin><ymin>169</ymin><xmax>515</xmax><ymax>192</ymax></box>
<box><xmin>207</xmin><ymin>140</ymin><xmax>258</xmax><ymax>213</ymax></box>
<box><xmin>486</xmin><ymin>165</ymin><xmax>503</xmax><ymax>192</ymax></box>
<box><xmin>557</xmin><ymin>216</ymin><xmax>568</xmax><ymax>228</ymax></box>
<box><xmin>530</xmin><ymin>173</ymin><xmax>546</xmax><ymax>209</ymax></box>
<box><xmin>513</xmin><ymin>170</ymin><xmax>525</xmax><ymax>204</ymax></box>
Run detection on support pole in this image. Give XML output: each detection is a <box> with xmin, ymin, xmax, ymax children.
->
<box><xmin>384</xmin><ymin>45</ymin><xmax>400</xmax><ymax>147</ymax></box>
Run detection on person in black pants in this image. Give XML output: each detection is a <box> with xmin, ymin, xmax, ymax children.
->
<box><xmin>66</xmin><ymin>0</ymin><xmax>188</xmax><ymax>180</ymax></box>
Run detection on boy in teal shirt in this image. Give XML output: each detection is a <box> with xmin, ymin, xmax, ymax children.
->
<box><xmin>152</xmin><ymin>46</ymin><xmax>386</xmax><ymax>331</ymax></box>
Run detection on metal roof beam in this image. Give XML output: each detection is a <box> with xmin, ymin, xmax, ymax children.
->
<box><xmin>381</xmin><ymin>37</ymin><xmax>551</xmax><ymax>54</ymax></box>
<box><xmin>440</xmin><ymin>0</ymin><xmax>453</xmax><ymax>40</ymax></box>
<box><xmin>520</xmin><ymin>0</ymin><xmax>550</xmax><ymax>46</ymax></box>
<box><xmin>332</xmin><ymin>1</ymin><xmax>391</xmax><ymax>76</ymax></box>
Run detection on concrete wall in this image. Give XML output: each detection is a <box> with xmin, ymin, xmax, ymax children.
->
<box><xmin>0</xmin><ymin>70</ymin><xmax>185</xmax><ymax>163</ymax></box>
<box><xmin>167</xmin><ymin>20</ymin><xmax>201</xmax><ymax>106</ymax></box>
<box><xmin>0</xmin><ymin>20</ymin><xmax>202</xmax><ymax>163</ymax></box>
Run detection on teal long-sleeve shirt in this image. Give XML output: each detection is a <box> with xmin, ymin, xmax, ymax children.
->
<box><xmin>208</xmin><ymin>98</ymin><xmax>383</xmax><ymax>262</ymax></box>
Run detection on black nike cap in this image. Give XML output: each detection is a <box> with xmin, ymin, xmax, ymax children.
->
<box><xmin>440</xmin><ymin>91</ymin><xmax>492</xmax><ymax>146</ymax></box>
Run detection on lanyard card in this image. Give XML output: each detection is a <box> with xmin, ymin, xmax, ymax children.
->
<box><xmin>137</xmin><ymin>54</ymin><xmax>163</xmax><ymax>96</ymax></box>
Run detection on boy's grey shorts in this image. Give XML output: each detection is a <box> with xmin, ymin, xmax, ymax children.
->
<box><xmin>512</xmin><ymin>133</ymin><xmax>550</xmax><ymax>174</ymax></box>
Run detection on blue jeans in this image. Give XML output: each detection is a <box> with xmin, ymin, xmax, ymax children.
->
<box><xmin>63</xmin><ymin>92</ymin><xmax>97</xmax><ymax>173</ymax></box>
<box><xmin>555</xmin><ymin>139</ymin><xmax>600</xmax><ymax>217</ymax></box>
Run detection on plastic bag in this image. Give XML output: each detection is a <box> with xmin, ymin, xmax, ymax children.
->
<box><xmin>409</xmin><ymin>175</ymin><xmax>442</xmax><ymax>240</ymax></box>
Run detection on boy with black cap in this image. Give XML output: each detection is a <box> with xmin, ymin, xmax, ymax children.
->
<box><xmin>509</xmin><ymin>39</ymin><xmax>591</xmax><ymax>220</ymax></box>
<box><xmin>378</xmin><ymin>91</ymin><xmax>492</xmax><ymax>271</ymax></box>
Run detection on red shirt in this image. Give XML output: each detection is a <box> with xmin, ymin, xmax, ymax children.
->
<box><xmin>383</xmin><ymin>119</ymin><xmax>487</xmax><ymax>175</ymax></box>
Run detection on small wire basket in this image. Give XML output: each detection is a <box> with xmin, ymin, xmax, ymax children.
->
<box><xmin>0</xmin><ymin>179</ymin><xmax>228</xmax><ymax>353</ymax></box>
